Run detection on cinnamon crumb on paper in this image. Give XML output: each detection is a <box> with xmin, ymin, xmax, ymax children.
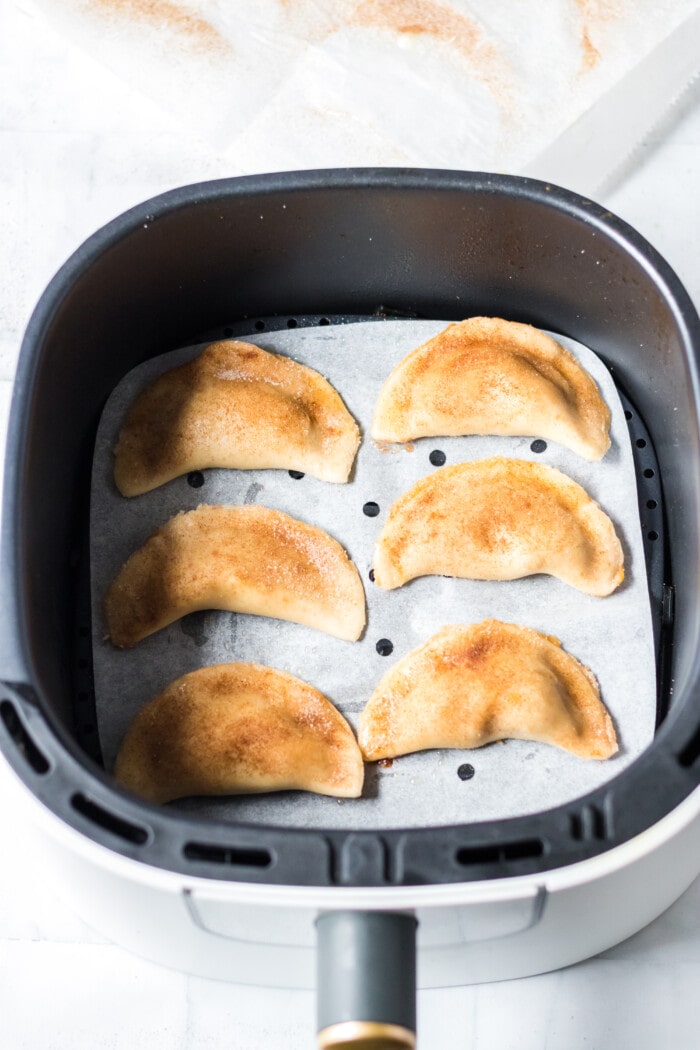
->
<box><xmin>351</xmin><ymin>0</ymin><xmax>514</xmax><ymax>100</ymax></box>
<box><xmin>90</xmin><ymin>0</ymin><xmax>232</xmax><ymax>57</ymax></box>
<box><xmin>276</xmin><ymin>0</ymin><xmax>515</xmax><ymax>111</ymax></box>
<box><xmin>575</xmin><ymin>0</ymin><xmax>625</xmax><ymax>71</ymax></box>
<box><xmin>580</xmin><ymin>24</ymin><xmax>600</xmax><ymax>69</ymax></box>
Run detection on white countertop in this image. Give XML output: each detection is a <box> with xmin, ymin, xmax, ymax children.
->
<box><xmin>2</xmin><ymin>3</ymin><xmax>700</xmax><ymax>1047</ymax></box>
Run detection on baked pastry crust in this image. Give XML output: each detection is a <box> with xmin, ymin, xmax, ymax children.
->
<box><xmin>358</xmin><ymin>620</ymin><xmax>617</xmax><ymax>761</ymax></box>
<box><xmin>114</xmin><ymin>340</ymin><xmax>360</xmax><ymax>495</ymax></box>
<box><xmin>106</xmin><ymin>504</ymin><xmax>366</xmax><ymax>646</ymax></box>
<box><xmin>115</xmin><ymin>662</ymin><xmax>364</xmax><ymax>803</ymax></box>
<box><xmin>372</xmin><ymin>317</ymin><xmax>611</xmax><ymax>460</ymax></box>
<box><xmin>373</xmin><ymin>457</ymin><xmax>624</xmax><ymax>597</ymax></box>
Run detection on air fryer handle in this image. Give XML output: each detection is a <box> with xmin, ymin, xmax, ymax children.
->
<box><xmin>316</xmin><ymin>911</ymin><xmax>417</xmax><ymax>1049</ymax></box>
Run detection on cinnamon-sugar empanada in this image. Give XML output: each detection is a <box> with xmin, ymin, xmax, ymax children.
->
<box><xmin>358</xmin><ymin>621</ymin><xmax>617</xmax><ymax>761</ymax></box>
<box><xmin>372</xmin><ymin>317</ymin><xmax>611</xmax><ymax>460</ymax></box>
<box><xmin>114</xmin><ymin>340</ymin><xmax>360</xmax><ymax>495</ymax></box>
<box><xmin>115</xmin><ymin>663</ymin><xmax>364</xmax><ymax>803</ymax></box>
<box><xmin>373</xmin><ymin>457</ymin><xmax>624</xmax><ymax>597</ymax></box>
<box><xmin>106</xmin><ymin>504</ymin><xmax>366</xmax><ymax>647</ymax></box>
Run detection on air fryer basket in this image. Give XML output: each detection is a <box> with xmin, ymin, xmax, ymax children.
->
<box><xmin>2</xmin><ymin>169</ymin><xmax>700</xmax><ymax>893</ymax></box>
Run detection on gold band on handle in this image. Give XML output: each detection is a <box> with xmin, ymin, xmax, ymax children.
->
<box><xmin>317</xmin><ymin>1020</ymin><xmax>416</xmax><ymax>1049</ymax></box>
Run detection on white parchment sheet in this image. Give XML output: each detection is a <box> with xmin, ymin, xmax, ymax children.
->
<box><xmin>28</xmin><ymin>0</ymin><xmax>700</xmax><ymax>176</ymax></box>
<box><xmin>91</xmin><ymin>320</ymin><xmax>656</xmax><ymax>828</ymax></box>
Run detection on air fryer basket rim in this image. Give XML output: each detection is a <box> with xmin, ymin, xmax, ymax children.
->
<box><xmin>2</xmin><ymin>167</ymin><xmax>700</xmax><ymax>888</ymax></box>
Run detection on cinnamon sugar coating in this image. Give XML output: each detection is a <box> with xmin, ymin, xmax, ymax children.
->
<box><xmin>372</xmin><ymin>317</ymin><xmax>611</xmax><ymax>460</ymax></box>
<box><xmin>373</xmin><ymin>457</ymin><xmax>624</xmax><ymax>596</ymax></box>
<box><xmin>359</xmin><ymin>620</ymin><xmax>617</xmax><ymax>761</ymax></box>
<box><xmin>115</xmin><ymin>662</ymin><xmax>364</xmax><ymax>803</ymax></box>
<box><xmin>115</xmin><ymin>340</ymin><xmax>360</xmax><ymax>495</ymax></box>
<box><xmin>106</xmin><ymin>504</ymin><xmax>366</xmax><ymax>646</ymax></box>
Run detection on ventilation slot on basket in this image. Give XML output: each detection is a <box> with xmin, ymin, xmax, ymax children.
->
<box><xmin>0</xmin><ymin>700</ymin><xmax>50</xmax><ymax>774</ymax></box>
<box><xmin>183</xmin><ymin>841</ymin><xmax>273</xmax><ymax>868</ymax></box>
<box><xmin>570</xmin><ymin>804</ymin><xmax>610</xmax><ymax>841</ymax></box>
<box><xmin>455</xmin><ymin>839</ymin><xmax>544</xmax><ymax>867</ymax></box>
<box><xmin>71</xmin><ymin>793</ymin><xmax>149</xmax><ymax>845</ymax></box>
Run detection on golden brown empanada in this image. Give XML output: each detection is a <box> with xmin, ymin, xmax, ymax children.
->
<box><xmin>115</xmin><ymin>663</ymin><xmax>364</xmax><ymax>803</ymax></box>
<box><xmin>114</xmin><ymin>340</ymin><xmax>360</xmax><ymax>495</ymax></box>
<box><xmin>372</xmin><ymin>317</ymin><xmax>611</xmax><ymax>460</ymax></box>
<box><xmin>374</xmin><ymin>457</ymin><xmax>623</xmax><ymax>597</ymax></box>
<box><xmin>358</xmin><ymin>621</ymin><xmax>617</xmax><ymax>761</ymax></box>
<box><xmin>106</xmin><ymin>504</ymin><xmax>366</xmax><ymax>647</ymax></box>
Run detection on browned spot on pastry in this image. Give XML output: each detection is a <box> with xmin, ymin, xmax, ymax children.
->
<box><xmin>462</xmin><ymin>636</ymin><xmax>494</xmax><ymax>666</ymax></box>
<box><xmin>90</xmin><ymin>0</ymin><xmax>232</xmax><ymax>56</ymax></box>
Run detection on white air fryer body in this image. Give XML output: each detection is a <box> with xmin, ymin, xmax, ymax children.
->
<box><xmin>5</xmin><ymin>756</ymin><xmax>700</xmax><ymax>989</ymax></box>
<box><xmin>4</xmin><ymin>176</ymin><xmax>700</xmax><ymax>1033</ymax></box>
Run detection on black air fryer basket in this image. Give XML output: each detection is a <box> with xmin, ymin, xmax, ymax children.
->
<box><xmin>2</xmin><ymin>169</ymin><xmax>700</xmax><ymax>1034</ymax></box>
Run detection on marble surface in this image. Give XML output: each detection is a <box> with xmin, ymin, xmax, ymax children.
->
<box><xmin>2</xmin><ymin>1</ymin><xmax>700</xmax><ymax>1046</ymax></box>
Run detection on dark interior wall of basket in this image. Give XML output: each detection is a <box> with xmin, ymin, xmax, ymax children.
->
<box><xmin>8</xmin><ymin>176</ymin><xmax>698</xmax><ymax>774</ymax></box>
<box><xmin>3</xmin><ymin>174</ymin><xmax>700</xmax><ymax>886</ymax></box>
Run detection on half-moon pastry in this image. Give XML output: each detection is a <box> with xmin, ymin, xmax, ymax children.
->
<box><xmin>106</xmin><ymin>504</ymin><xmax>366</xmax><ymax>647</ymax></box>
<box><xmin>358</xmin><ymin>621</ymin><xmax>617</xmax><ymax>761</ymax></box>
<box><xmin>372</xmin><ymin>317</ymin><xmax>611</xmax><ymax>460</ymax></box>
<box><xmin>373</xmin><ymin>457</ymin><xmax>624</xmax><ymax>597</ymax></box>
<box><xmin>114</xmin><ymin>339</ymin><xmax>360</xmax><ymax>495</ymax></box>
<box><xmin>115</xmin><ymin>663</ymin><xmax>365</xmax><ymax>803</ymax></box>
